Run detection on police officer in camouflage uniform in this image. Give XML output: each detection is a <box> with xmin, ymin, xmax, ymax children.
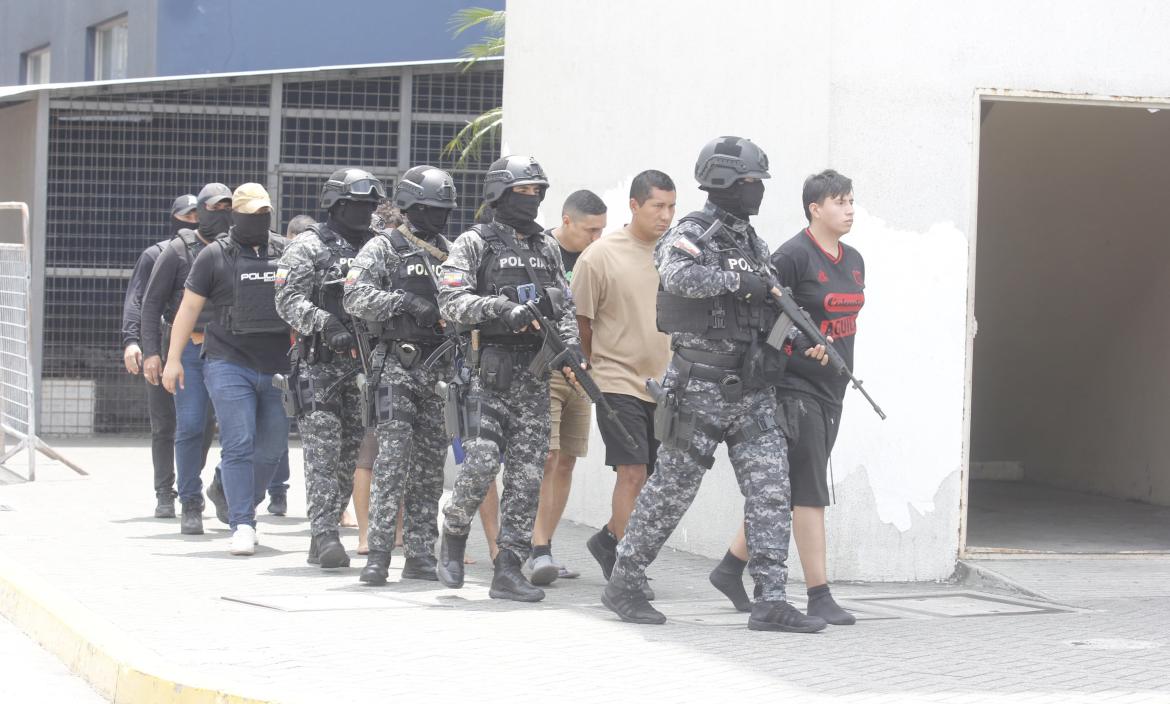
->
<box><xmin>274</xmin><ymin>168</ymin><xmax>386</xmax><ymax>569</ymax></box>
<box><xmin>601</xmin><ymin>137</ymin><xmax>827</xmax><ymax>632</ymax></box>
<box><xmin>343</xmin><ymin>165</ymin><xmax>456</xmax><ymax>586</ymax></box>
<box><xmin>434</xmin><ymin>156</ymin><xmax>581</xmax><ymax>603</ymax></box>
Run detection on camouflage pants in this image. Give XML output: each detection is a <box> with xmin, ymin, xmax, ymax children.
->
<box><xmin>367</xmin><ymin>353</ymin><xmax>448</xmax><ymax>556</ymax></box>
<box><xmin>442</xmin><ymin>357</ymin><xmax>549</xmax><ymax>561</ymax></box>
<box><xmin>612</xmin><ymin>362</ymin><xmax>793</xmax><ymax>602</ymax></box>
<box><xmin>299</xmin><ymin>355</ymin><xmax>365</xmax><ymax>537</ymax></box>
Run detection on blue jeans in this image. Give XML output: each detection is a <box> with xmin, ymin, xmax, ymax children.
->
<box><xmin>173</xmin><ymin>341</ymin><xmax>215</xmax><ymax>503</ymax></box>
<box><xmin>269</xmin><ymin>449</ymin><xmax>290</xmax><ymax>495</ymax></box>
<box><xmin>203</xmin><ymin>358</ymin><xmax>290</xmax><ymax>529</ymax></box>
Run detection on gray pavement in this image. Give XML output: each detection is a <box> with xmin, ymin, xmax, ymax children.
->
<box><xmin>0</xmin><ymin>441</ymin><xmax>1169</xmax><ymax>703</ymax></box>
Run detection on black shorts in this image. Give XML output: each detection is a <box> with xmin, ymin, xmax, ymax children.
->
<box><xmin>777</xmin><ymin>391</ymin><xmax>841</xmax><ymax>507</ymax></box>
<box><xmin>596</xmin><ymin>392</ymin><xmax>658</xmax><ymax>475</ymax></box>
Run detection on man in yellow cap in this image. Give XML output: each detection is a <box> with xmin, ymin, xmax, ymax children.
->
<box><xmin>163</xmin><ymin>183</ymin><xmax>291</xmax><ymax>556</ymax></box>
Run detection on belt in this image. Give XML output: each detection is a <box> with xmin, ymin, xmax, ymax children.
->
<box><xmin>674</xmin><ymin>347</ymin><xmax>743</xmax><ymax>371</ymax></box>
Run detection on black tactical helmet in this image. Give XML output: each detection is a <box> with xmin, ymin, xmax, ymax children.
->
<box><xmin>320</xmin><ymin>168</ymin><xmax>387</xmax><ymax>210</ymax></box>
<box><xmin>394</xmin><ymin>165</ymin><xmax>457</xmax><ymax>210</ymax></box>
<box><xmin>196</xmin><ymin>183</ymin><xmax>232</xmax><ymax>209</ymax></box>
<box><xmin>171</xmin><ymin>194</ymin><xmax>197</xmax><ymax>217</ymax></box>
<box><xmin>482</xmin><ymin>155</ymin><xmax>549</xmax><ymax>204</ymax></box>
<box><xmin>694</xmin><ymin>136</ymin><xmax>771</xmax><ymax>189</ymax></box>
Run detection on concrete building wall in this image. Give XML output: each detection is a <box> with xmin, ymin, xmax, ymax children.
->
<box><xmin>0</xmin><ymin>100</ymin><xmax>38</xmax><ymax>243</ymax></box>
<box><xmin>0</xmin><ymin>0</ymin><xmax>157</xmax><ymax>85</ymax></box>
<box><xmin>503</xmin><ymin>0</ymin><xmax>1170</xmax><ymax>580</ymax></box>
<box><xmin>972</xmin><ymin>101</ymin><xmax>1170</xmax><ymax>506</ymax></box>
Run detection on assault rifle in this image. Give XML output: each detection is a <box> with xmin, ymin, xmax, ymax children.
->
<box><xmin>523</xmin><ymin>300</ymin><xmax>640</xmax><ymax>450</ymax></box>
<box><xmin>766</xmin><ymin>287</ymin><xmax>886</xmax><ymax>420</ymax></box>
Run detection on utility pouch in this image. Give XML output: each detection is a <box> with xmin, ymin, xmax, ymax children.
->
<box><xmin>463</xmin><ymin>382</ymin><xmax>485</xmax><ymax>439</ymax></box>
<box><xmin>392</xmin><ymin>341</ymin><xmax>422</xmax><ymax>370</ymax></box>
<box><xmin>718</xmin><ymin>375</ymin><xmax>745</xmax><ymax>404</ymax></box>
<box><xmin>479</xmin><ymin>347</ymin><xmax>514</xmax><ymax>392</ymax></box>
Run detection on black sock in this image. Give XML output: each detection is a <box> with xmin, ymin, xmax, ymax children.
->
<box><xmin>598</xmin><ymin>526</ymin><xmax>618</xmax><ymax>549</ymax></box>
<box><xmin>717</xmin><ymin>550</ymin><xmax>748</xmax><ymax>575</ymax></box>
<box><xmin>532</xmin><ymin>543</ymin><xmax>552</xmax><ymax>558</ymax></box>
<box><xmin>807</xmin><ymin>584</ymin><xmax>831</xmax><ymax>600</ymax></box>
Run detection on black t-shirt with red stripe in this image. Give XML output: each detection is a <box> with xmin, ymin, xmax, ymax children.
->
<box><xmin>772</xmin><ymin>228</ymin><xmax>865</xmax><ymax>408</ymax></box>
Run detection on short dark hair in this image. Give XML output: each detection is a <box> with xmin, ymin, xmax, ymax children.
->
<box><xmin>562</xmin><ymin>189</ymin><xmax>606</xmax><ymax>219</ymax></box>
<box><xmin>802</xmin><ymin>169</ymin><xmax>853</xmax><ymax>221</ymax></box>
<box><xmin>630</xmin><ymin>170</ymin><xmax>675</xmax><ymax>205</ymax></box>
<box><xmin>286</xmin><ymin>214</ymin><xmax>317</xmax><ymax>239</ymax></box>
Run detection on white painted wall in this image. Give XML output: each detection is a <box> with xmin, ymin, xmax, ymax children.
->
<box><xmin>972</xmin><ymin>101</ymin><xmax>1170</xmax><ymax>506</ymax></box>
<box><xmin>503</xmin><ymin>0</ymin><xmax>1170</xmax><ymax>580</ymax></box>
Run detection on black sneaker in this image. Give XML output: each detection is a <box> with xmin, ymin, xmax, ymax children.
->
<box><xmin>179</xmin><ymin>500</ymin><xmax>204</xmax><ymax>535</ymax></box>
<box><xmin>154</xmin><ymin>495</ymin><xmax>176</xmax><ymax>519</ymax></box>
<box><xmin>601</xmin><ymin>579</ymin><xmax>666</xmax><ymax>625</ymax></box>
<box><xmin>266</xmin><ymin>492</ymin><xmax>287</xmax><ymax>516</ymax></box>
<box><xmin>206</xmin><ymin>476</ymin><xmax>228</xmax><ymax>525</ymax></box>
<box><xmin>586</xmin><ymin>529</ymin><xmax>617</xmax><ymax>580</ymax></box>
<box><xmin>748</xmin><ymin>600</ymin><xmax>827</xmax><ymax>633</ymax></box>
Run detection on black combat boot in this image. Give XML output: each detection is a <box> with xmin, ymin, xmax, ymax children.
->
<box><xmin>401</xmin><ymin>554</ymin><xmax>439</xmax><ymax>581</ymax></box>
<box><xmin>601</xmin><ymin>574</ymin><xmax>666</xmax><ymax>625</ymax></box>
<box><xmin>316</xmin><ymin>531</ymin><xmax>349</xmax><ymax>569</ymax></box>
<box><xmin>436</xmin><ymin>530</ymin><xmax>467</xmax><ymax>588</ymax></box>
<box><xmin>155</xmin><ymin>494</ymin><xmax>176</xmax><ymax>519</ymax></box>
<box><xmin>179</xmin><ymin>499</ymin><xmax>203</xmax><ymax>535</ymax></box>
<box><xmin>359</xmin><ymin>551</ymin><xmax>392</xmax><ymax>585</ymax></box>
<box><xmin>206</xmin><ymin>475</ymin><xmax>228</xmax><ymax>525</ymax></box>
<box><xmin>489</xmin><ymin>550</ymin><xmax>545</xmax><ymax>602</ymax></box>
<box><xmin>806</xmin><ymin>584</ymin><xmax>856</xmax><ymax>625</ymax></box>
<box><xmin>306</xmin><ymin>535</ymin><xmax>320</xmax><ymax>565</ymax></box>
<box><xmin>748</xmin><ymin>600</ymin><xmax>827</xmax><ymax>633</ymax></box>
<box><xmin>266</xmin><ymin>491</ymin><xmax>287</xmax><ymax>517</ymax></box>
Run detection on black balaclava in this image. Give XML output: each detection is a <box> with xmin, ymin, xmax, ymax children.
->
<box><xmin>197</xmin><ymin>202</ymin><xmax>232</xmax><ymax>239</ymax></box>
<box><xmin>329</xmin><ymin>200</ymin><xmax>377</xmax><ymax>248</ymax></box>
<box><xmin>705</xmin><ymin>179</ymin><xmax>766</xmax><ymax>219</ymax></box>
<box><xmin>230</xmin><ymin>211</ymin><xmax>271</xmax><ymax>247</ymax></box>
<box><xmin>494</xmin><ymin>189</ymin><xmax>544</xmax><ymax>235</ymax></box>
<box><xmin>171</xmin><ymin>216</ymin><xmax>191</xmax><ymax>237</ymax></box>
<box><xmin>406</xmin><ymin>205</ymin><xmax>452</xmax><ymax>237</ymax></box>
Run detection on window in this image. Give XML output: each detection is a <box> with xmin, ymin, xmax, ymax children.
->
<box><xmin>91</xmin><ymin>16</ymin><xmax>128</xmax><ymax>81</ymax></box>
<box><xmin>22</xmin><ymin>46</ymin><xmax>51</xmax><ymax>85</ymax></box>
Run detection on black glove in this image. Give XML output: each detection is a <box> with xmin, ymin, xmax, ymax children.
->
<box><xmin>401</xmin><ymin>292</ymin><xmax>440</xmax><ymax>328</ymax></box>
<box><xmin>322</xmin><ymin>316</ymin><xmax>354</xmax><ymax>353</ymax></box>
<box><xmin>734</xmin><ymin>272</ymin><xmax>770</xmax><ymax>302</ymax></box>
<box><xmin>497</xmin><ymin>300</ymin><xmax>536</xmax><ymax>333</ymax></box>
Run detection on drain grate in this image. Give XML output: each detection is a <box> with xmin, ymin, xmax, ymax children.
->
<box><xmin>846</xmin><ymin>591</ymin><xmax>1078</xmax><ymax>619</ymax></box>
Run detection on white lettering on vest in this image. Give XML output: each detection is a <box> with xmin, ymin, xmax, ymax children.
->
<box><xmin>406</xmin><ymin>263</ymin><xmax>428</xmax><ymax>276</ymax></box>
<box><xmin>499</xmin><ymin>255</ymin><xmax>547</xmax><ymax>269</ymax></box>
<box><xmin>726</xmin><ymin>257</ymin><xmax>752</xmax><ymax>272</ymax></box>
<box><xmin>240</xmin><ymin>271</ymin><xmax>276</xmax><ymax>282</ymax></box>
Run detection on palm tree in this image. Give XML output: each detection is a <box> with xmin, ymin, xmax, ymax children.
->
<box><xmin>443</xmin><ymin>8</ymin><xmax>505</xmax><ymax>168</ymax></box>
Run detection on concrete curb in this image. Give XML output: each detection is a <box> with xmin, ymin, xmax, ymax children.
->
<box><xmin>0</xmin><ymin>555</ymin><xmax>273</xmax><ymax>704</ymax></box>
<box><xmin>952</xmin><ymin>559</ymin><xmax>1058</xmax><ymax>603</ymax></box>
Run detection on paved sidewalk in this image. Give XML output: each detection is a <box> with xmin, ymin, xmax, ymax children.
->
<box><xmin>1</xmin><ymin>441</ymin><xmax>1169</xmax><ymax>703</ymax></box>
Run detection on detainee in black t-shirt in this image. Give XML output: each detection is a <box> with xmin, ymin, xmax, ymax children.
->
<box><xmin>711</xmin><ymin>170</ymin><xmax>864</xmax><ymax>627</ymax></box>
<box><xmin>161</xmin><ymin>183</ymin><xmax>291</xmax><ymax>555</ymax></box>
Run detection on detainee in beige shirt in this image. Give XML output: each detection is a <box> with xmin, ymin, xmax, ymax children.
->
<box><xmin>571</xmin><ymin>172</ymin><xmax>676</xmax><ymax>580</ymax></box>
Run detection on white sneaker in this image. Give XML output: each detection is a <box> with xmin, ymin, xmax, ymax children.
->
<box><xmin>230</xmin><ymin>525</ymin><xmax>256</xmax><ymax>555</ymax></box>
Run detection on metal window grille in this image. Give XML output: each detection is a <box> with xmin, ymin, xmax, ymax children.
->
<box><xmin>36</xmin><ymin>62</ymin><xmax>502</xmax><ymax>435</ymax></box>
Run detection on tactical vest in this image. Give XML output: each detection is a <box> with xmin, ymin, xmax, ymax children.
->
<box><xmin>473</xmin><ymin>223</ymin><xmax>559</xmax><ymax>344</ymax></box>
<box><xmin>218</xmin><ymin>234</ymin><xmax>288</xmax><ymax>335</ymax></box>
<box><xmin>303</xmin><ymin>223</ymin><xmax>361</xmax><ymax>323</ymax></box>
<box><xmin>656</xmin><ymin>211</ymin><xmax>776</xmax><ymax>343</ymax></box>
<box><xmin>378</xmin><ymin>229</ymin><xmax>447</xmax><ymax>344</ymax></box>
